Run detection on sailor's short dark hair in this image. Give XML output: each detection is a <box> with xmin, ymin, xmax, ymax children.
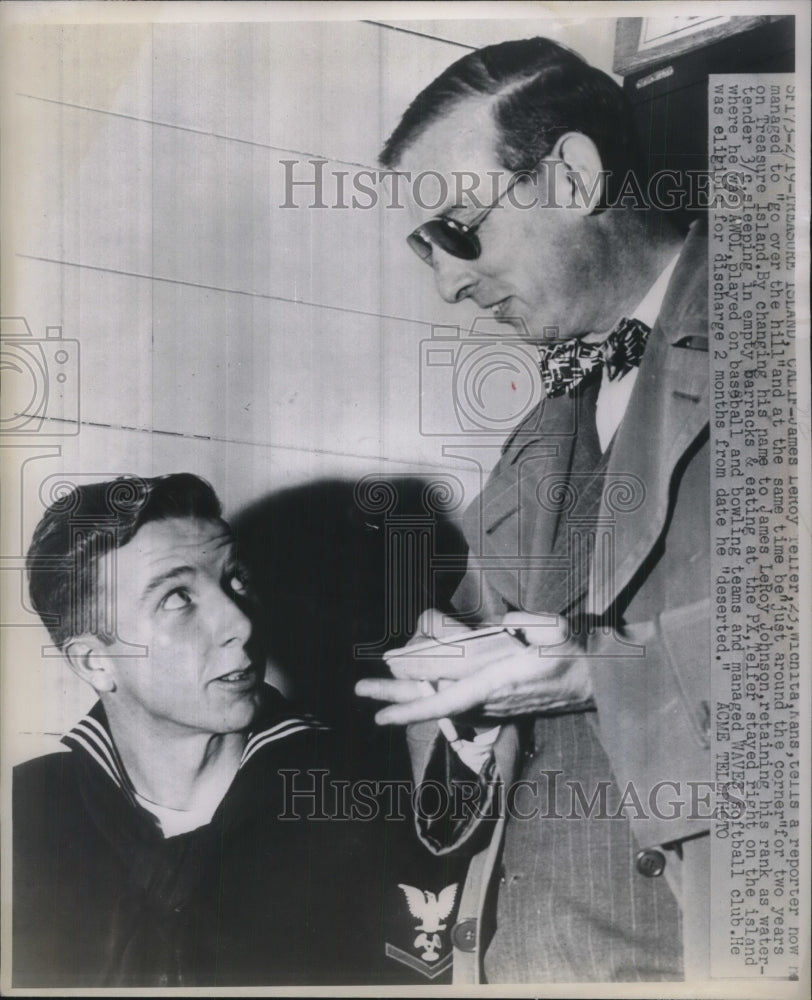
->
<box><xmin>27</xmin><ymin>473</ymin><xmax>222</xmax><ymax>647</ymax></box>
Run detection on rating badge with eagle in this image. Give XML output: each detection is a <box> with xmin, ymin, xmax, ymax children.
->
<box><xmin>384</xmin><ymin>882</ymin><xmax>458</xmax><ymax>979</ymax></box>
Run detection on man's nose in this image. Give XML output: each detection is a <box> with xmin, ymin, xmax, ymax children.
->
<box><xmin>216</xmin><ymin>588</ymin><xmax>253</xmax><ymax>648</ymax></box>
<box><xmin>431</xmin><ymin>248</ymin><xmax>476</xmax><ymax>304</ymax></box>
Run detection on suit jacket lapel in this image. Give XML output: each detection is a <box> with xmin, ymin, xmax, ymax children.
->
<box><xmin>464</xmin><ymin>393</ymin><xmax>577</xmax><ymax>615</ymax></box>
<box><xmin>592</xmin><ymin>222</ymin><xmax>709</xmax><ymax>614</ymax></box>
<box><xmin>478</xmin><ymin>393</ymin><xmax>577</xmax><ymax>545</ymax></box>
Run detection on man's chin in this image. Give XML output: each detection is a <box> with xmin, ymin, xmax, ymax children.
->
<box><xmin>216</xmin><ymin>686</ymin><xmax>263</xmax><ymax>733</ymax></box>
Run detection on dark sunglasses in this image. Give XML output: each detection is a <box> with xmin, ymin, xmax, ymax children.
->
<box><xmin>406</xmin><ymin>166</ymin><xmax>535</xmax><ymax>263</ymax></box>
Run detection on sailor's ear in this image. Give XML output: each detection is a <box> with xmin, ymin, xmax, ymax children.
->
<box><xmin>63</xmin><ymin>637</ymin><xmax>117</xmax><ymax>693</ymax></box>
<box><xmin>552</xmin><ymin>132</ymin><xmax>605</xmax><ymax>214</ymax></box>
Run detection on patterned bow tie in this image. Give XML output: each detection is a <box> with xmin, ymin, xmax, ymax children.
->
<box><xmin>537</xmin><ymin>317</ymin><xmax>652</xmax><ymax>398</ymax></box>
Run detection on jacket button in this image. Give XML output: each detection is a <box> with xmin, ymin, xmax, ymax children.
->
<box><xmin>451</xmin><ymin>918</ymin><xmax>477</xmax><ymax>952</ymax></box>
<box><xmin>636</xmin><ymin>848</ymin><xmax>666</xmax><ymax>878</ymax></box>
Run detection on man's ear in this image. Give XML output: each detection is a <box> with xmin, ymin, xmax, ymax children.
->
<box><xmin>553</xmin><ymin>132</ymin><xmax>605</xmax><ymax>214</ymax></box>
<box><xmin>63</xmin><ymin>637</ymin><xmax>117</xmax><ymax>693</ymax></box>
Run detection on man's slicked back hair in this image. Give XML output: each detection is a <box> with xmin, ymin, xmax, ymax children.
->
<box><xmin>27</xmin><ymin>473</ymin><xmax>222</xmax><ymax>648</ymax></box>
<box><xmin>380</xmin><ymin>37</ymin><xmax>646</xmax><ymax>201</ymax></box>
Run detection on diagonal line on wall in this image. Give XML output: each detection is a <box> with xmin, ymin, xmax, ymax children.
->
<box><xmin>16</xmin><ymin>92</ymin><xmax>379</xmax><ymax>172</ymax></box>
<box><xmin>18</xmin><ymin>253</ymin><xmax>442</xmax><ymax>330</ymax></box>
<box><xmin>363</xmin><ymin>20</ymin><xmax>476</xmax><ymax>50</ymax></box>
<box><xmin>36</xmin><ymin>416</ymin><xmax>472</xmax><ymax>473</ymax></box>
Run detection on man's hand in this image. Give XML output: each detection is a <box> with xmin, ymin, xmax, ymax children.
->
<box><xmin>355</xmin><ymin>609</ymin><xmax>594</xmax><ymax>726</ymax></box>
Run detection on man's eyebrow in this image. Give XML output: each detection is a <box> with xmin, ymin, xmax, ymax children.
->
<box><xmin>140</xmin><ymin>566</ymin><xmax>195</xmax><ymax>604</ymax></box>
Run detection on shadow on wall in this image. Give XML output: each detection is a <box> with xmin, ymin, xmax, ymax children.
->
<box><xmin>232</xmin><ymin>476</ymin><xmax>468</xmax><ymax>777</ymax></box>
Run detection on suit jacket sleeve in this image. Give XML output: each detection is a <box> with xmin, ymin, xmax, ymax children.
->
<box><xmin>406</xmin><ymin>719</ymin><xmax>520</xmax><ymax>856</ymax></box>
<box><xmin>588</xmin><ymin>597</ymin><xmax>712</xmax><ymax>848</ymax></box>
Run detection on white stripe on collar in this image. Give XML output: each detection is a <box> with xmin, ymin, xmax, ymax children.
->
<box><xmin>62</xmin><ymin>710</ymin><xmax>326</xmax><ymax>790</ymax></box>
<box><xmin>62</xmin><ymin>714</ymin><xmax>137</xmax><ymax>804</ymax></box>
<box><xmin>240</xmin><ymin>716</ymin><xmax>327</xmax><ymax>767</ymax></box>
<box><xmin>63</xmin><ymin>726</ymin><xmax>122</xmax><ymax>788</ymax></box>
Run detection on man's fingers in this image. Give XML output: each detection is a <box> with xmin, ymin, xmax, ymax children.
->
<box><xmin>373</xmin><ymin>670</ymin><xmax>497</xmax><ymax>725</ymax></box>
<box><xmin>389</xmin><ymin>646</ymin><xmax>519</xmax><ymax>682</ymax></box>
<box><xmin>354</xmin><ymin>678</ymin><xmax>428</xmax><ymax>703</ymax></box>
<box><xmin>385</xmin><ymin>649</ymin><xmax>477</xmax><ymax>680</ymax></box>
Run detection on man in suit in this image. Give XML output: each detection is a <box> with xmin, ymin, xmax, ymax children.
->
<box><xmin>357</xmin><ymin>37</ymin><xmax>713</xmax><ymax>983</ymax></box>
